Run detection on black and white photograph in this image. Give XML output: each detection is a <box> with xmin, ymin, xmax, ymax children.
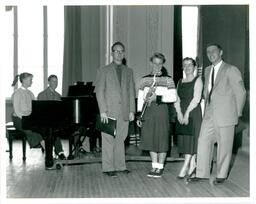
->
<box><xmin>0</xmin><ymin>0</ymin><xmax>255</xmax><ymax>204</ymax></box>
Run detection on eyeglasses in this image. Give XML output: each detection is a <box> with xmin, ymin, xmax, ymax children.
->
<box><xmin>113</xmin><ymin>50</ymin><xmax>124</xmax><ymax>54</ymax></box>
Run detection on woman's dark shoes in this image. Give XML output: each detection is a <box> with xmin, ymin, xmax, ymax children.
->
<box><xmin>34</xmin><ymin>143</ymin><xmax>44</xmax><ymax>153</ymax></box>
<box><xmin>213</xmin><ymin>178</ymin><xmax>226</xmax><ymax>185</ymax></box>
<box><xmin>147</xmin><ymin>168</ymin><xmax>157</xmax><ymax>177</ymax></box>
<box><xmin>153</xmin><ymin>168</ymin><xmax>164</xmax><ymax>178</ymax></box>
<box><xmin>187</xmin><ymin>177</ymin><xmax>209</xmax><ymax>182</ymax></box>
<box><xmin>187</xmin><ymin>167</ymin><xmax>196</xmax><ymax>178</ymax></box>
<box><xmin>177</xmin><ymin>168</ymin><xmax>188</xmax><ymax>179</ymax></box>
<box><xmin>177</xmin><ymin>175</ymin><xmax>187</xmax><ymax>179</ymax></box>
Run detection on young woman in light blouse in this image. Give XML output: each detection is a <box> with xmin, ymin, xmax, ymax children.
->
<box><xmin>11</xmin><ymin>72</ymin><xmax>45</xmax><ymax>150</ymax></box>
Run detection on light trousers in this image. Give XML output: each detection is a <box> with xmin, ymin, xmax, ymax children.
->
<box><xmin>101</xmin><ymin>117</ymin><xmax>129</xmax><ymax>172</ymax></box>
<box><xmin>196</xmin><ymin>105</ymin><xmax>235</xmax><ymax>179</ymax></box>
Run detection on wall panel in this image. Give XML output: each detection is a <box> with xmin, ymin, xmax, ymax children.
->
<box><xmin>112</xmin><ymin>5</ymin><xmax>174</xmax><ymax>92</ymax></box>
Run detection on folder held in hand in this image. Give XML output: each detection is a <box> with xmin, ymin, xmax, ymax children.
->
<box><xmin>95</xmin><ymin>115</ymin><xmax>117</xmax><ymax>137</ymax></box>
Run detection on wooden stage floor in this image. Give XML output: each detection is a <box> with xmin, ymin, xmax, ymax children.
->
<box><xmin>5</xmin><ymin>140</ymin><xmax>249</xmax><ymax>201</ymax></box>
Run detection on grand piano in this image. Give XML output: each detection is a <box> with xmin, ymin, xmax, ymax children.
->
<box><xmin>22</xmin><ymin>82</ymin><xmax>99</xmax><ymax>169</ymax></box>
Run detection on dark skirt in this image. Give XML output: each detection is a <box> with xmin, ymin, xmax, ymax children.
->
<box><xmin>177</xmin><ymin>106</ymin><xmax>202</xmax><ymax>154</ymax></box>
<box><xmin>140</xmin><ymin>102</ymin><xmax>170</xmax><ymax>152</ymax></box>
<box><xmin>12</xmin><ymin>116</ymin><xmax>43</xmax><ymax>148</ymax></box>
<box><xmin>177</xmin><ymin>134</ymin><xmax>197</xmax><ymax>154</ymax></box>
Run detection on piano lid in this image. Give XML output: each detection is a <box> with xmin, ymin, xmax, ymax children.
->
<box><xmin>22</xmin><ymin>100</ymin><xmax>71</xmax><ymax>128</ymax></box>
<box><xmin>31</xmin><ymin>100</ymin><xmax>68</xmax><ymax>116</ymax></box>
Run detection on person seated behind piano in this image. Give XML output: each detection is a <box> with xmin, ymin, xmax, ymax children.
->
<box><xmin>11</xmin><ymin>72</ymin><xmax>45</xmax><ymax>151</ymax></box>
<box><xmin>37</xmin><ymin>75</ymin><xmax>66</xmax><ymax>160</ymax></box>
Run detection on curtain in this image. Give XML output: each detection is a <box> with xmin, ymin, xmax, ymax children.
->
<box><xmin>196</xmin><ymin>6</ymin><xmax>204</xmax><ymax>81</ymax></box>
<box><xmin>173</xmin><ymin>5</ymin><xmax>183</xmax><ymax>86</ymax></box>
<box><xmin>62</xmin><ymin>6</ymin><xmax>82</xmax><ymax>96</ymax></box>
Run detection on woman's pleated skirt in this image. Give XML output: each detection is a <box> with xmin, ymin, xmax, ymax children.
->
<box><xmin>140</xmin><ymin>102</ymin><xmax>170</xmax><ymax>152</ymax></box>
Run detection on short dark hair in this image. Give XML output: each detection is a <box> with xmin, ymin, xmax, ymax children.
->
<box><xmin>111</xmin><ymin>42</ymin><xmax>125</xmax><ymax>52</ymax></box>
<box><xmin>182</xmin><ymin>57</ymin><xmax>196</xmax><ymax>66</ymax></box>
<box><xmin>48</xmin><ymin>75</ymin><xmax>58</xmax><ymax>81</ymax></box>
<box><xmin>150</xmin><ymin>52</ymin><xmax>166</xmax><ymax>64</ymax></box>
<box><xmin>11</xmin><ymin>72</ymin><xmax>33</xmax><ymax>87</ymax></box>
<box><xmin>206</xmin><ymin>43</ymin><xmax>223</xmax><ymax>51</ymax></box>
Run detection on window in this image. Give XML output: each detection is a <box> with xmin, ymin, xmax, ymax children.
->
<box><xmin>47</xmin><ymin>6</ymin><xmax>64</xmax><ymax>94</ymax></box>
<box><xmin>182</xmin><ymin>6</ymin><xmax>199</xmax><ymax>60</ymax></box>
<box><xmin>18</xmin><ymin>6</ymin><xmax>44</xmax><ymax>96</ymax></box>
<box><xmin>3</xmin><ymin>6</ymin><xmax>64</xmax><ymax>98</ymax></box>
<box><xmin>182</xmin><ymin>6</ymin><xmax>199</xmax><ymax>77</ymax></box>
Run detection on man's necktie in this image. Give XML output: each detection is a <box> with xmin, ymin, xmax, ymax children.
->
<box><xmin>208</xmin><ymin>66</ymin><xmax>215</xmax><ymax>103</ymax></box>
<box><xmin>115</xmin><ymin>65</ymin><xmax>122</xmax><ymax>85</ymax></box>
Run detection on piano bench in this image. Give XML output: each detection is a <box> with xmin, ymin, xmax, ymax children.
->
<box><xmin>6</xmin><ymin>123</ymin><xmax>27</xmax><ymax>161</ymax></box>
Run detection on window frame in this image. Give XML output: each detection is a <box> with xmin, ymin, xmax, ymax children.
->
<box><xmin>5</xmin><ymin>5</ymin><xmax>64</xmax><ymax>99</ymax></box>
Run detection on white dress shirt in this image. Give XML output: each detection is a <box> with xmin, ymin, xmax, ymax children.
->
<box><xmin>208</xmin><ymin>60</ymin><xmax>223</xmax><ymax>92</ymax></box>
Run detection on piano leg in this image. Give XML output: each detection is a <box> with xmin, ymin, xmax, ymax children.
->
<box><xmin>68</xmin><ymin>140</ymin><xmax>74</xmax><ymax>160</ymax></box>
<box><xmin>45</xmin><ymin>128</ymin><xmax>54</xmax><ymax>169</ymax></box>
<box><xmin>67</xmin><ymin>131</ymin><xmax>75</xmax><ymax>160</ymax></box>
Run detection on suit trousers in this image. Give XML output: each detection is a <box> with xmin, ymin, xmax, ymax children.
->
<box><xmin>101</xmin><ymin>117</ymin><xmax>129</xmax><ymax>172</ymax></box>
<box><xmin>196</xmin><ymin>104</ymin><xmax>235</xmax><ymax>179</ymax></box>
<box><xmin>37</xmin><ymin>128</ymin><xmax>64</xmax><ymax>155</ymax></box>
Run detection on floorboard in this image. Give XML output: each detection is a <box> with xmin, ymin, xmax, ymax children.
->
<box><xmin>6</xmin><ymin>140</ymin><xmax>249</xmax><ymax>199</ymax></box>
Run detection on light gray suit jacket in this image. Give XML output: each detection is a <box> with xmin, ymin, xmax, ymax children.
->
<box><xmin>95</xmin><ymin>62</ymin><xmax>136</xmax><ymax>121</ymax></box>
<box><xmin>204</xmin><ymin>61</ymin><xmax>246</xmax><ymax>127</ymax></box>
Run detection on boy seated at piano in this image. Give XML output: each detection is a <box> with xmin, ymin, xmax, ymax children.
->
<box><xmin>37</xmin><ymin>75</ymin><xmax>66</xmax><ymax>160</ymax></box>
<box><xmin>11</xmin><ymin>72</ymin><xmax>45</xmax><ymax>151</ymax></box>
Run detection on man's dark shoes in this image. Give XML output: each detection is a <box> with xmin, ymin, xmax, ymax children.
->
<box><xmin>45</xmin><ymin>165</ymin><xmax>55</xmax><ymax>170</ymax></box>
<box><xmin>58</xmin><ymin>153</ymin><xmax>66</xmax><ymax>160</ymax></box>
<box><xmin>213</xmin><ymin>178</ymin><xmax>226</xmax><ymax>185</ymax></box>
<box><xmin>104</xmin><ymin>171</ymin><xmax>118</xmax><ymax>177</ymax></box>
<box><xmin>118</xmin><ymin>169</ymin><xmax>131</xmax><ymax>174</ymax></box>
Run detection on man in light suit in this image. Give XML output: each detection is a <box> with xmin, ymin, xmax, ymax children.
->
<box><xmin>95</xmin><ymin>42</ymin><xmax>135</xmax><ymax>177</ymax></box>
<box><xmin>190</xmin><ymin>43</ymin><xmax>246</xmax><ymax>184</ymax></box>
